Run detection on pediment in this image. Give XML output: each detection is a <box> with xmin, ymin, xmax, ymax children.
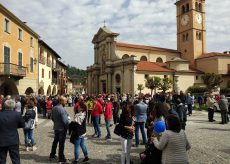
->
<box><xmin>92</xmin><ymin>26</ymin><xmax>119</xmax><ymax>43</ymax></box>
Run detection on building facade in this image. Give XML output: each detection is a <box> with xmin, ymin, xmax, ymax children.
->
<box><xmin>0</xmin><ymin>4</ymin><xmax>39</xmax><ymax>96</ymax></box>
<box><xmin>57</xmin><ymin>60</ymin><xmax>67</xmax><ymax>95</ymax></box>
<box><xmin>38</xmin><ymin>40</ymin><xmax>61</xmax><ymax>96</ymax></box>
<box><xmin>87</xmin><ymin>0</ymin><xmax>230</xmax><ymax>95</ymax></box>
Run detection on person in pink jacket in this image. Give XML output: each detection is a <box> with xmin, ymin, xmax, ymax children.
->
<box><xmin>91</xmin><ymin>98</ymin><xmax>103</xmax><ymax>138</ymax></box>
<box><xmin>104</xmin><ymin>98</ymin><xmax>114</xmax><ymax>140</ymax></box>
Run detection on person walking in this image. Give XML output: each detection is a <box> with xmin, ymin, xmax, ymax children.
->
<box><xmin>69</xmin><ymin>103</ymin><xmax>89</xmax><ymax>164</ymax></box>
<box><xmin>104</xmin><ymin>98</ymin><xmax>113</xmax><ymax>140</ymax></box>
<box><xmin>91</xmin><ymin>98</ymin><xmax>103</xmax><ymax>138</ymax></box>
<box><xmin>218</xmin><ymin>95</ymin><xmax>229</xmax><ymax>124</ymax></box>
<box><xmin>49</xmin><ymin>96</ymin><xmax>69</xmax><ymax>163</ymax></box>
<box><xmin>153</xmin><ymin>115</ymin><xmax>191</xmax><ymax>164</ymax></box>
<box><xmin>175</xmin><ymin>99</ymin><xmax>187</xmax><ymax>130</ymax></box>
<box><xmin>113</xmin><ymin>96</ymin><xmax>120</xmax><ymax>124</ymax></box>
<box><xmin>0</xmin><ymin>99</ymin><xmax>25</xmax><ymax>164</ymax></box>
<box><xmin>119</xmin><ymin>102</ymin><xmax>135</xmax><ymax>164</ymax></box>
<box><xmin>134</xmin><ymin>97</ymin><xmax>147</xmax><ymax>147</ymax></box>
<box><xmin>86</xmin><ymin>97</ymin><xmax>93</xmax><ymax>124</ymax></box>
<box><xmin>186</xmin><ymin>93</ymin><xmax>194</xmax><ymax>116</ymax></box>
<box><xmin>23</xmin><ymin>100</ymin><xmax>37</xmax><ymax>151</ymax></box>
<box><xmin>46</xmin><ymin>97</ymin><xmax>53</xmax><ymax>119</ymax></box>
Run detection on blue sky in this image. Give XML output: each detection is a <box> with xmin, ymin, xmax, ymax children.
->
<box><xmin>1</xmin><ymin>0</ymin><xmax>229</xmax><ymax>69</ymax></box>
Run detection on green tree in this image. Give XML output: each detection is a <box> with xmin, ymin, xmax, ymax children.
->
<box><xmin>202</xmin><ymin>73</ymin><xmax>223</xmax><ymax>90</ymax></box>
<box><xmin>137</xmin><ymin>84</ymin><xmax>144</xmax><ymax>94</ymax></box>
<box><xmin>158</xmin><ymin>77</ymin><xmax>173</xmax><ymax>93</ymax></box>
<box><xmin>145</xmin><ymin>77</ymin><xmax>161</xmax><ymax>97</ymax></box>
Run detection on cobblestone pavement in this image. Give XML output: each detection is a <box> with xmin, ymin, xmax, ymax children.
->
<box><xmin>7</xmin><ymin>107</ymin><xmax>230</xmax><ymax>164</ymax></box>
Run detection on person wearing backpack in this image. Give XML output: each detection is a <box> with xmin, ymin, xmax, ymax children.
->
<box><xmin>23</xmin><ymin>100</ymin><xmax>37</xmax><ymax>151</ymax></box>
<box><xmin>175</xmin><ymin>99</ymin><xmax>187</xmax><ymax>130</ymax></box>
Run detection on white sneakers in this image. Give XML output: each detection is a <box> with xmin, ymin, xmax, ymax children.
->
<box><xmin>25</xmin><ymin>146</ymin><xmax>37</xmax><ymax>151</ymax></box>
<box><xmin>32</xmin><ymin>146</ymin><xmax>37</xmax><ymax>151</ymax></box>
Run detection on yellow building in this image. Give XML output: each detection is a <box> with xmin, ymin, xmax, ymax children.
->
<box><xmin>38</xmin><ymin>40</ymin><xmax>61</xmax><ymax>96</ymax></box>
<box><xmin>87</xmin><ymin>0</ymin><xmax>230</xmax><ymax>95</ymax></box>
<box><xmin>0</xmin><ymin>3</ymin><xmax>39</xmax><ymax>96</ymax></box>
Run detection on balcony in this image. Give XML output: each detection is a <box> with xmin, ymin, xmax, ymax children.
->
<box><xmin>39</xmin><ymin>55</ymin><xmax>46</xmax><ymax>65</ymax></box>
<box><xmin>0</xmin><ymin>63</ymin><xmax>26</xmax><ymax>78</ymax></box>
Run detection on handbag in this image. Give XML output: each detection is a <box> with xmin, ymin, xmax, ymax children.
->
<box><xmin>25</xmin><ymin>119</ymin><xmax>35</xmax><ymax>129</ymax></box>
<box><xmin>114</xmin><ymin>123</ymin><xmax>123</xmax><ymax>136</ymax></box>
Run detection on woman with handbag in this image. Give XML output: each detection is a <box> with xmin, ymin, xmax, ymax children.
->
<box><xmin>119</xmin><ymin>102</ymin><xmax>135</xmax><ymax>164</ymax></box>
<box><xmin>23</xmin><ymin>100</ymin><xmax>37</xmax><ymax>151</ymax></box>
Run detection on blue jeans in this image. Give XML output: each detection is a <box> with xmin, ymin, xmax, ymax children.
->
<box><xmin>105</xmin><ymin>120</ymin><xmax>111</xmax><ymax>138</ymax></box>
<box><xmin>74</xmin><ymin>138</ymin><xmax>88</xmax><ymax>161</ymax></box>
<box><xmin>93</xmin><ymin>116</ymin><xmax>101</xmax><ymax>136</ymax></box>
<box><xmin>50</xmin><ymin>130</ymin><xmax>67</xmax><ymax>160</ymax></box>
<box><xmin>24</xmin><ymin>129</ymin><xmax>35</xmax><ymax>146</ymax></box>
<box><xmin>135</xmin><ymin>122</ymin><xmax>147</xmax><ymax>145</ymax></box>
<box><xmin>187</xmin><ymin>104</ymin><xmax>193</xmax><ymax>115</ymax></box>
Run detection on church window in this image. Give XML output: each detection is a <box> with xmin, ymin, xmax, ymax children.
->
<box><xmin>199</xmin><ymin>3</ymin><xmax>202</xmax><ymax>12</ymax></box>
<box><xmin>122</xmin><ymin>54</ymin><xmax>129</xmax><ymax>59</ymax></box>
<box><xmin>156</xmin><ymin>57</ymin><xmax>163</xmax><ymax>63</ymax></box>
<box><xmin>140</xmin><ymin>56</ymin><xmax>147</xmax><ymax>61</ymax></box>
<box><xmin>186</xmin><ymin>3</ymin><xmax>189</xmax><ymax>12</ymax></box>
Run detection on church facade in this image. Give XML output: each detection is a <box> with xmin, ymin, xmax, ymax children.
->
<box><xmin>86</xmin><ymin>0</ymin><xmax>230</xmax><ymax>95</ymax></box>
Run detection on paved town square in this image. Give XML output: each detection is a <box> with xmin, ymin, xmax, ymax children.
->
<box><xmin>14</xmin><ymin>107</ymin><xmax>230</xmax><ymax>164</ymax></box>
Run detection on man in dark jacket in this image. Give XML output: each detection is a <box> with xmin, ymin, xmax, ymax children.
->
<box><xmin>49</xmin><ymin>96</ymin><xmax>69</xmax><ymax>163</ymax></box>
<box><xmin>218</xmin><ymin>95</ymin><xmax>229</xmax><ymax>124</ymax></box>
<box><xmin>0</xmin><ymin>99</ymin><xmax>25</xmax><ymax>164</ymax></box>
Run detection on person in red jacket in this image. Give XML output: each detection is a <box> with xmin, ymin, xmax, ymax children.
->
<box><xmin>104</xmin><ymin>98</ymin><xmax>114</xmax><ymax>140</ymax></box>
<box><xmin>91</xmin><ymin>98</ymin><xmax>103</xmax><ymax>138</ymax></box>
<box><xmin>46</xmin><ymin>97</ymin><xmax>53</xmax><ymax>119</ymax></box>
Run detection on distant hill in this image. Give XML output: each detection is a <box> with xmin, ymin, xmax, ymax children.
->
<box><xmin>66</xmin><ymin>65</ymin><xmax>86</xmax><ymax>84</ymax></box>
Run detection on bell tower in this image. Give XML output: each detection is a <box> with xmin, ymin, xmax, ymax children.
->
<box><xmin>175</xmin><ymin>0</ymin><xmax>206</xmax><ymax>65</ymax></box>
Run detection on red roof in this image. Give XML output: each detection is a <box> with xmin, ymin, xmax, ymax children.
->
<box><xmin>136</xmin><ymin>61</ymin><xmax>173</xmax><ymax>72</ymax></box>
<box><xmin>116</xmin><ymin>42</ymin><xmax>179</xmax><ymax>53</ymax></box>
<box><xmin>197</xmin><ymin>52</ymin><xmax>230</xmax><ymax>59</ymax></box>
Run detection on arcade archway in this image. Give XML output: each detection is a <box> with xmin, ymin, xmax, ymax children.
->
<box><xmin>38</xmin><ymin>87</ymin><xmax>44</xmax><ymax>95</ymax></box>
<box><xmin>52</xmin><ymin>85</ymin><xmax>57</xmax><ymax>95</ymax></box>
<box><xmin>47</xmin><ymin>85</ymin><xmax>51</xmax><ymax>96</ymax></box>
<box><xmin>25</xmin><ymin>87</ymin><xmax>34</xmax><ymax>95</ymax></box>
<box><xmin>0</xmin><ymin>80</ymin><xmax>19</xmax><ymax>96</ymax></box>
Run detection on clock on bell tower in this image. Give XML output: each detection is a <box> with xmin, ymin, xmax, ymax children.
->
<box><xmin>175</xmin><ymin>0</ymin><xmax>206</xmax><ymax>66</ymax></box>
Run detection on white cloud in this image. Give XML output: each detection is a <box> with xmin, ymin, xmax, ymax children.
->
<box><xmin>0</xmin><ymin>0</ymin><xmax>229</xmax><ymax>69</ymax></box>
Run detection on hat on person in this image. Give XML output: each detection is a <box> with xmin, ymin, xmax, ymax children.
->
<box><xmin>153</xmin><ymin>121</ymin><xmax>166</xmax><ymax>134</ymax></box>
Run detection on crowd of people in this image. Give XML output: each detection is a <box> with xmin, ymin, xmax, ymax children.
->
<box><xmin>0</xmin><ymin>90</ymin><xmax>229</xmax><ymax>164</ymax></box>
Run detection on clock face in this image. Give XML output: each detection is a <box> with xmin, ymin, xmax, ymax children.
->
<box><xmin>196</xmin><ymin>13</ymin><xmax>202</xmax><ymax>24</ymax></box>
<box><xmin>181</xmin><ymin>15</ymin><xmax>189</xmax><ymax>26</ymax></box>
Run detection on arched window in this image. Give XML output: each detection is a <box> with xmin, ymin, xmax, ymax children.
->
<box><xmin>140</xmin><ymin>56</ymin><xmax>147</xmax><ymax>61</ymax></box>
<box><xmin>182</xmin><ymin>5</ymin><xmax>185</xmax><ymax>14</ymax></box>
<box><xmin>186</xmin><ymin>3</ymin><xmax>189</xmax><ymax>12</ymax></box>
<box><xmin>199</xmin><ymin>3</ymin><xmax>202</xmax><ymax>12</ymax></box>
<box><xmin>115</xmin><ymin>74</ymin><xmax>121</xmax><ymax>83</ymax></box>
<box><xmin>186</xmin><ymin>33</ymin><xmax>189</xmax><ymax>41</ymax></box>
<box><xmin>122</xmin><ymin>54</ymin><xmax>129</xmax><ymax>59</ymax></box>
<box><xmin>156</xmin><ymin>57</ymin><xmax>163</xmax><ymax>63</ymax></box>
<box><xmin>182</xmin><ymin>34</ymin><xmax>186</xmax><ymax>42</ymax></box>
<box><xmin>195</xmin><ymin>2</ymin><xmax>199</xmax><ymax>11</ymax></box>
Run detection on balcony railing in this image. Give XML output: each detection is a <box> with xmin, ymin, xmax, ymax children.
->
<box><xmin>0</xmin><ymin>63</ymin><xmax>26</xmax><ymax>77</ymax></box>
